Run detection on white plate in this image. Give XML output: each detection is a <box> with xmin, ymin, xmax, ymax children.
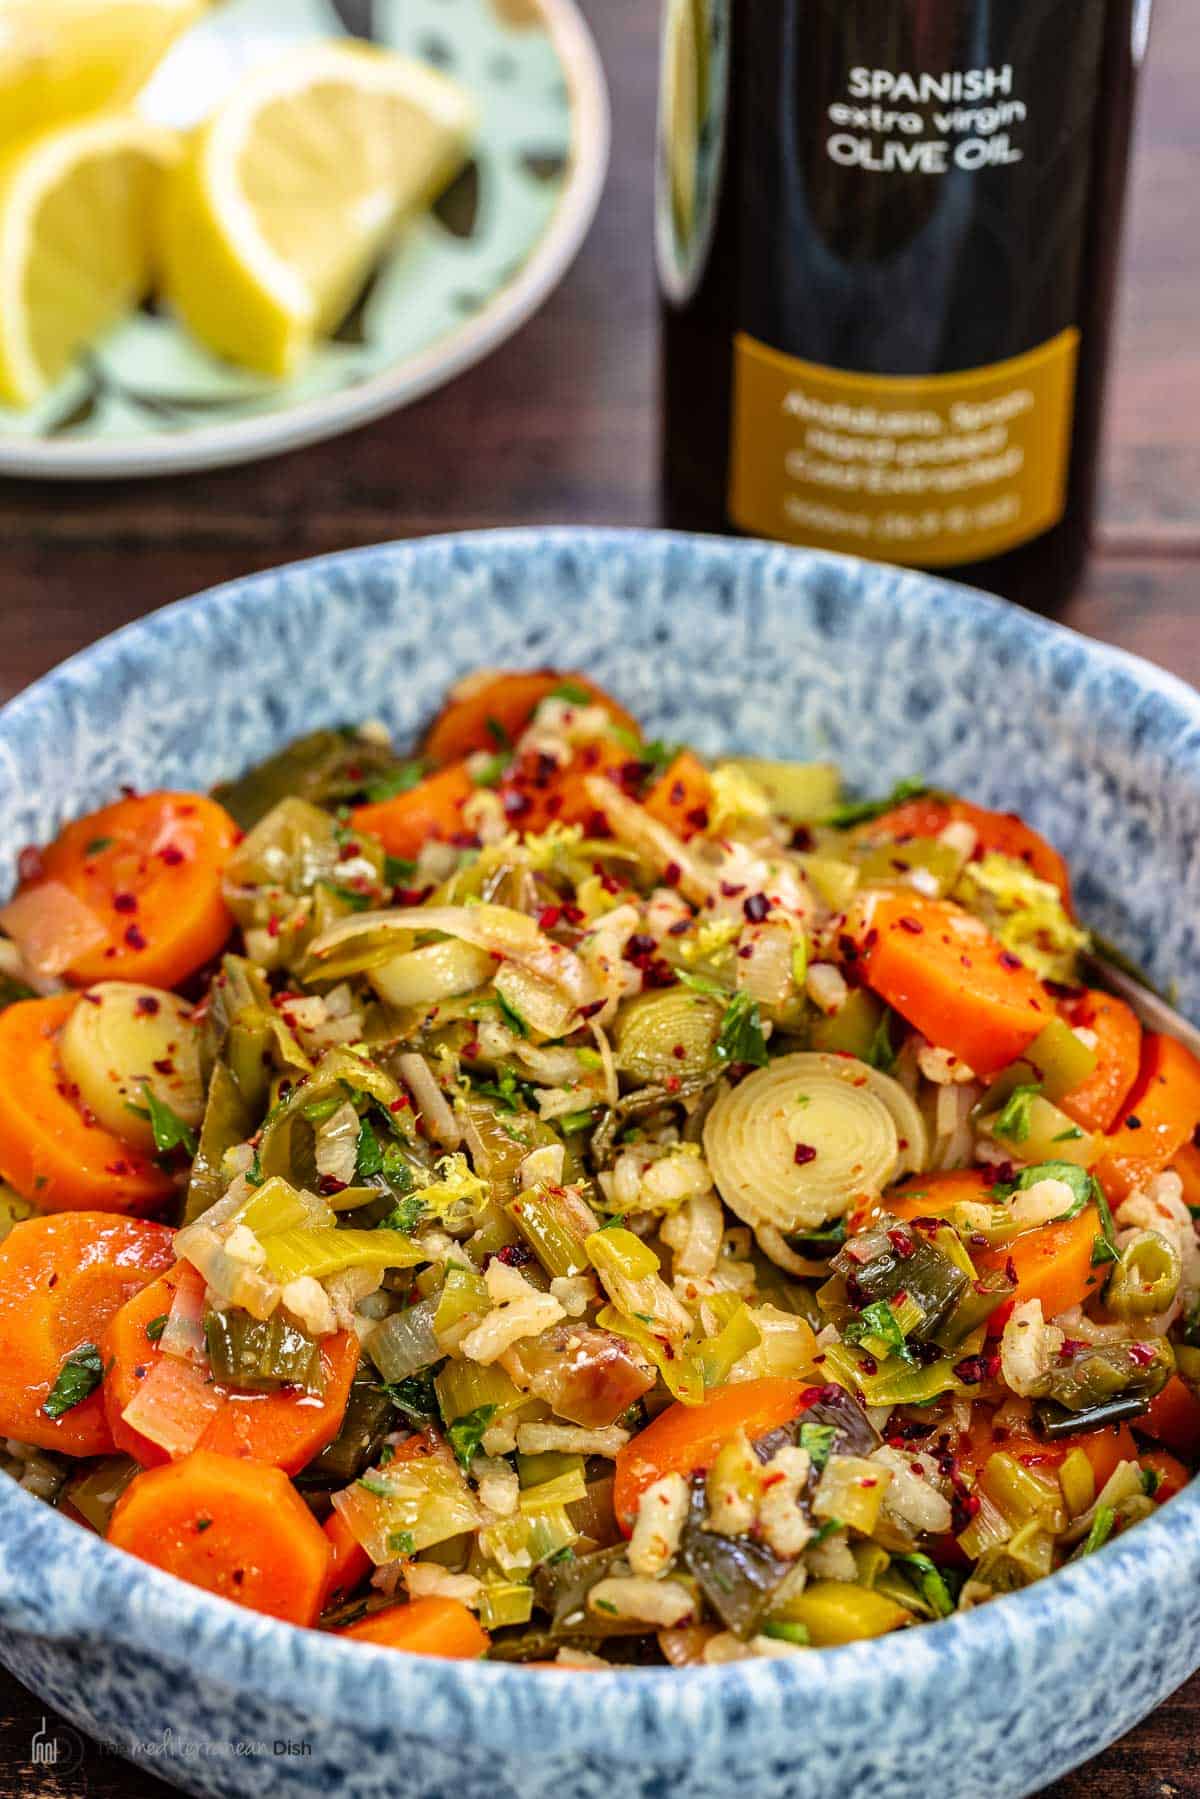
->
<box><xmin>0</xmin><ymin>0</ymin><xmax>609</xmax><ymax>479</ymax></box>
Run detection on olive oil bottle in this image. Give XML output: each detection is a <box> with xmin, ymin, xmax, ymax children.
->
<box><xmin>658</xmin><ymin>0</ymin><xmax>1150</xmax><ymax>611</ymax></box>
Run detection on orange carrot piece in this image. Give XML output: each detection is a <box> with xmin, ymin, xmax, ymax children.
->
<box><xmin>108</xmin><ymin>1449</ymin><xmax>330</xmax><ymax>1624</ymax></box>
<box><xmin>613</xmin><ymin>1378</ymin><xmax>815</xmax><ymax>1532</ymax></box>
<box><xmin>336</xmin><ymin>1596</ymin><xmax>490</xmax><ymax>1658</ymax></box>
<box><xmin>1058</xmin><ymin>990</ymin><xmax>1142</xmax><ymax>1133</ymax></box>
<box><xmin>1095</xmin><ymin>1034</ymin><xmax>1200</xmax><ymax>1203</ymax></box>
<box><xmin>499</xmin><ymin>735</ymin><xmax>636</xmax><ymax>837</ymax></box>
<box><xmin>884</xmin><ymin>1172</ymin><xmax>1103</xmax><ymax>1329</ymax></box>
<box><xmin>1139</xmin><ymin>1449</ymin><xmax>1191</xmax><ymax>1504</ymax></box>
<box><xmin>105</xmin><ymin>1267</ymin><xmax>359</xmax><ymax>1472</ymax></box>
<box><xmin>27</xmin><ymin>792</ymin><xmax>237</xmax><ymax>988</ymax></box>
<box><xmin>980</xmin><ymin>1208</ymin><xmax>1104</xmax><ymax>1330</ymax></box>
<box><xmin>1140</xmin><ymin>1375</ymin><xmax>1200</xmax><ymax>1458</ymax></box>
<box><xmin>0</xmin><ymin>995</ymin><xmax>174</xmax><ymax>1213</ymax></box>
<box><xmin>861</xmin><ymin>795</ymin><xmax>1072</xmax><ymax>905</ymax></box>
<box><xmin>1172</xmin><ymin>1139</ymin><xmax>1200</xmax><ymax>1210</ymax></box>
<box><xmin>962</xmin><ymin>1408</ymin><xmax>1136</xmax><ymax>1492</ymax></box>
<box><xmin>352</xmin><ymin>762</ymin><xmax>474</xmax><ymax>859</ymax></box>
<box><xmin>0</xmin><ymin>1211</ymin><xmax>173</xmax><ymax>1456</ymax></box>
<box><xmin>857</xmin><ymin>892</ymin><xmax>1052</xmax><ymax>1077</ymax></box>
<box><xmin>423</xmin><ymin>670</ymin><xmax>639</xmax><ymax>766</ymax></box>
<box><xmin>322</xmin><ymin>1507</ymin><xmax>373</xmax><ymax>1608</ymax></box>
<box><xmin>642</xmin><ymin>751</ymin><xmax>714</xmax><ymax>840</ymax></box>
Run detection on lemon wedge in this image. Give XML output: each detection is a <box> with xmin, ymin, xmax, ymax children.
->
<box><xmin>0</xmin><ymin>0</ymin><xmax>205</xmax><ymax>149</ymax></box>
<box><xmin>161</xmin><ymin>42</ymin><xmax>477</xmax><ymax>379</ymax></box>
<box><xmin>0</xmin><ymin>113</ymin><xmax>176</xmax><ymax>407</ymax></box>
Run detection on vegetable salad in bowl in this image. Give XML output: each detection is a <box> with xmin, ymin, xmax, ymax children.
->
<box><xmin>1</xmin><ymin>665</ymin><xmax>1199</xmax><ymax>1668</ymax></box>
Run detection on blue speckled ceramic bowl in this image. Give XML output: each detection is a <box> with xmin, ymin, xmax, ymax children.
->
<box><xmin>1</xmin><ymin>529</ymin><xmax>1199</xmax><ymax>1799</ymax></box>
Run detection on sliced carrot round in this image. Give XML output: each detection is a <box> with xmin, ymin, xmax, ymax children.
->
<box><xmin>352</xmin><ymin>762</ymin><xmax>475</xmax><ymax>860</ymax></box>
<box><xmin>104</xmin><ymin>1266</ymin><xmax>359</xmax><ymax>1473</ymax></box>
<box><xmin>0</xmin><ymin>995</ymin><xmax>175</xmax><ymax>1212</ymax></box>
<box><xmin>25</xmin><ymin>791</ymin><xmax>237</xmax><ymax>988</ymax></box>
<box><xmin>613</xmin><ymin>1378</ymin><xmax>815</xmax><ymax>1532</ymax></box>
<box><xmin>107</xmin><ymin>1449</ymin><xmax>330</xmax><ymax>1625</ymax></box>
<box><xmin>1095</xmin><ymin>1034</ymin><xmax>1200</xmax><ymax>1203</ymax></box>
<box><xmin>336</xmin><ymin>1595</ymin><xmax>490</xmax><ymax>1658</ymax></box>
<box><xmin>423</xmin><ymin>670</ymin><xmax>639</xmax><ymax>766</ymax></box>
<box><xmin>857</xmin><ymin>892</ymin><xmax>1051</xmax><ymax>1078</ymax></box>
<box><xmin>861</xmin><ymin>795</ymin><xmax>1072</xmax><ymax>906</ymax></box>
<box><xmin>884</xmin><ymin>1171</ymin><xmax>1103</xmax><ymax>1329</ymax></box>
<box><xmin>1058</xmin><ymin>990</ymin><xmax>1142</xmax><ymax>1133</ymax></box>
<box><xmin>0</xmin><ymin>1211</ymin><xmax>173</xmax><ymax>1455</ymax></box>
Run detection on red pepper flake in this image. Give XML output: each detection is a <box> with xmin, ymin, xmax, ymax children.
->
<box><xmin>152</xmin><ymin>1058</ymin><xmax>175</xmax><ymax>1076</ymax></box>
<box><xmin>112</xmin><ymin>891</ymin><xmax>138</xmax><ymax>914</ymax></box>
<box><xmin>135</xmin><ymin>994</ymin><xmax>160</xmax><ymax>1017</ymax></box>
<box><xmin>742</xmin><ymin>892</ymin><xmax>770</xmax><ymax>923</ymax></box>
<box><xmin>124</xmin><ymin>923</ymin><xmax>147</xmax><ymax>950</ymax></box>
<box><xmin>670</xmin><ymin>779</ymin><xmax>686</xmax><ymax>805</ymax></box>
<box><xmin>16</xmin><ymin>845</ymin><xmax>43</xmax><ymax>884</ymax></box>
<box><xmin>562</xmin><ymin>902</ymin><xmax>586</xmax><ymax>926</ymax></box>
<box><xmin>838</xmin><ymin>934</ymin><xmax>860</xmax><ymax>961</ymax></box>
<box><xmin>1124</xmin><ymin>1113</ymin><xmax>1142</xmax><ymax>1130</ymax></box>
<box><xmin>337</xmin><ymin>840</ymin><xmax>360</xmax><ymax>861</ymax></box>
<box><xmin>998</xmin><ymin>950</ymin><xmax>1023</xmax><ymax>970</ymax></box>
<box><xmin>503</xmin><ymin>789</ymin><xmax>532</xmax><ymax>820</ymax></box>
<box><xmin>720</xmin><ymin>881</ymin><xmax>746</xmax><ymax>899</ymax></box>
<box><xmin>537</xmin><ymin>905</ymin><xmax>562</xmax><ymax>932</ymax></box>
<box><xmin>685</xmin><ymin>805</ymin><xmax>710</xmax><ymax>830</ymax></box>
<box><xmin>898</xmin><ymin>916</ymin><xmax>924</xmax><ymax>935</ymax></box>
<box><xmin>663</xmin><ymin>861</ymin><xmax>682</xmax><ymax>887</ymax></box>
<box><xmin>793</xmin><ymin>1143</ymin><xmax>817</xmax><ymax>1166</ymax></box>
<box><xmin>672</xmin><ymin>1044</ymin><xmax>687</xmax><ymax>1060</ymax></box>
<box><xmin>1004</xmin><ymin>1256</ymin><xmax>1018</xmax><ymax>1285</ymax></box>
<box><xmin>664</xmin><ymin>1075</ymin><xmax>681</xmax><ymax>1095</ymax></box>
<box><xmin>389</xmin><ymin>1096</ymin><xmax>410</xmax><ymax>1113</ymax></box>
<box><xmin>266</xmin><ymin>915</ymin><xmax>281</xmax><ymax>940</ymax></box>
<box><xmin>1128</xmin><ymin>1341</ymin><xmax>1157</xmax><ymax>1367</ymax></box>
<box><xmin>667</xmin><ymin>917</ymin><xmax>690</xmax><ymax>936</ymax></box>
<box><xmin>579</xmin><ymin>999</ymin><xmax>606</xmax><ymax>1020</ymax></box>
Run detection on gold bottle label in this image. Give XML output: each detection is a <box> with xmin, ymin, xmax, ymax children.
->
<box><xmin>728</xmin><ymin>326</ymin><xmax>1080</xmax><ymax>566</ymax></box>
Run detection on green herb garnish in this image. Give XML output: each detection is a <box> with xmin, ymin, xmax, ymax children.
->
<box><xmin>365</xmin><ymin>762</ymin><xmax>426</xmax><ymax>804</ymax></box>
<box><xmin>42</xmin><ymin>1342</ymin><xmax>104</xmax><ymax>1418</ymax></box>
<box><xmin>993</xmin><ymin>1083</ymin><xmax>1042</xmax><ymax>1145</ymax></box>
<box><xmin>798</xmin><ymin>1421</ymin><xmax>837</xmax><ymax>1471</ymax></box>
<box><xmin>446</xmin><ymin>1404</ymin><xmax>498</xmax><ymax>1469</ymax></box>
<box><xmin>715</xmin><ymin>991</ymin><xmax>768</xmax><ymax>1067</ymax></box>
<box><xmin>824</xmin><ymin>778</ymin><xmax>928</xmax><ymax>829</ymax></box>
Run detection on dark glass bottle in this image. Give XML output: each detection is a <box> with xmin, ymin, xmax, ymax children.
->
<box><xmin>658</xmin><ymin>0</ymin><xmax>1150</xmax><ymax>613</ymax></box>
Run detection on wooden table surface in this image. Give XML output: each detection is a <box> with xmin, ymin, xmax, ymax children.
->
<box><xmin>1</xmin><ymin>0</ymin><xmax>1198</xmax><ymax>1792</ymax></box>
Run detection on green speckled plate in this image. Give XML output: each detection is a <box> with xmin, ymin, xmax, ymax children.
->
<box><xmin>0</xmin><ymin>0</ymin><xmax>607</xmax><ymax>479</ymax></box>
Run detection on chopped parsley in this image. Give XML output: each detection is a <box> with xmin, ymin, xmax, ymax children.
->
<box><xmin>84</xmin><ymin>836</ymin><xmax>115</xmax><ymax>855</ymax></box>
<box><xmin>446</xmin><ymin>1404</ymin><xmax>498</xmax><ymax>1469</ymax></box>
<box><xmin>992</xmin><ymin>1082</ymin><xmax>1042</xmax><ymax>1145</ymax></box>
<box><xmin>358</xmin><ymin>1474</ymin><xmax>393</xmax><ymax>1498</ymax></box>
<box><xmin>131</xmin><ymin>1085</ymin><xmax>198</xmax><ymax>1159</ymax></box>
<box><xmin>472</xmin><ymin>751</ymin><xmax>511</xmax><ymax>790</ymax></box>
<box><xmin>715</xmin><ymin>991</ymin><xmax>768</xmax><ymax>1067</ymax></box>
<box><xmin>1091</xmin><ymin>1181</ymin><xmax>1120</xmax><ymax>1270</ymax></box>
<box><xmin>364</xmin><ymin>761</ymin><xmax>426</xmax><ymax>804</ymax></box>
<box><xmin>559</xmin><ymin>1107</ymin><xmax>597</xmax><ymax>1134</ymax></box>
<box><xmin>355</xmin><ymin>1117</ymin><xmax>385</xmax><ymax>1180</ymax></box>
<box><xmin>798</xmin><ymin>1421</ymin><xmax>837</xmax><ymax>1471</ymax></box>
<box><xmin>144</xmin><ymin>1314</ymin><xmax>169</xmax><ymax>1342</ymax></box>
<box><xmin>824</xmin><ymin>777</ymin><xmax>928</xmax><ymax>829</ymax></box>
<box><xmin>677</xmin><ymin>969</ymin><xmax>729</xmax><ymax>999</ymax></box>
<box><xmin>866</xmin><ymin>1010</ymin><xmax>896</xmax><ymax>1074</ymax></box>
<box><xmin>385</xmin><ymin>854</ymin><xmax>418</xmax><ymax>888</ymax></box>
<box><xmin>1078</xmin><ymin>1504</ymin><xmax>1115</xmax><ymax>1557</ymax></box>
<box><xmin>387</xmin><ymin>1530</ymin><xmax>416</xmax><ymax>1557</ymax></box>
<box><xmin>381</xmin><ymin>1193</ymin><xmax>426</xmax><ymax>1235</ymax></box>
<box><xmin>382</xmin><ymin>1369</ymin><xmax>439</xmax><ymax>1428</ymax></box>
<box><xmin>42</xmin><ymin>1342</ymin><xmax>104</xmax><ymax>1418</ymax></box>
<box><xmin>550</xmin><ymin>681</ymin><xmax>594</xmax><ymax>707</ymax></box>
<box><xmin>843</xmin><ymin>1299</ymin><xmax>914</xmax><ymax>1365</ymax></box>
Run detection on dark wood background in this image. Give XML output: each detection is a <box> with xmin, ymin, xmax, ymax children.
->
<box><xmin>1</xmin><ymin>0</ymin><xmax>1198</xmax><ymax>1792</ymax></box>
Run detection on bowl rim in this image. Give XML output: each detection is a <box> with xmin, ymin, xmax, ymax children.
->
<box><xmin>2</xmin><ymin>525</ymin><xmax>1200</xmax><ymax>1757</ymax></box>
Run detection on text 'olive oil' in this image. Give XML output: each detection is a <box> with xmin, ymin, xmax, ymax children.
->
<box><xmin>658</xmin><ymin>0</ymin><xmax>1150</xmax><ymax>611</ymax></box>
